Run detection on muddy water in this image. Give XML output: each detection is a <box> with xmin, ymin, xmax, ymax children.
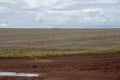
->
<box><xmin>0</xmin><ymin>72</ymin><xmax>40</xmax><ymax>77</ymax></box>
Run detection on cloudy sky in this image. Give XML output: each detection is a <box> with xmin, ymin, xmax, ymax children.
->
<box><xmin>0</xmin><ymin>0</ymin><xmax>120</xmax><ymax>28</ymax></box>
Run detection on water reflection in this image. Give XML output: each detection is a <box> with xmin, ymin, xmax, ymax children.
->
<box><xmin>0</xmin><ymin>72</ymin><xmax>40</xmax><ymax>77</ymax></box>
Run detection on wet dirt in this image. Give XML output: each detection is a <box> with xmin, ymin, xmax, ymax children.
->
<box><xmin>0</xmin><ymin>53</ymin><xmax>120</xmax><ymax>80</ymax></box>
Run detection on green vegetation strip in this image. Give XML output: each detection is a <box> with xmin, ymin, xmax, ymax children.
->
<box><xmin>0</xmin><ymin>48</ymin><xmax>120</xmax><ymax>57</ymax></box>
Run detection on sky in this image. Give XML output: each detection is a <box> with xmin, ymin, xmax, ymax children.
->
<box><xmin>0</xmin><ymin>0</ymin><xmax>120</xmax><ymax>28</ymax></box>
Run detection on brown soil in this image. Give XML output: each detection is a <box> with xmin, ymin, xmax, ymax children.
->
<box><xmin>0</xmin><ymin>53</ymin><xmax>120</xmax><ymax>80</ymax></box>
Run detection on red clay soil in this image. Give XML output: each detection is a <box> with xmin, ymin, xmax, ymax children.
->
<box><xmin>0</xmin><ymin>53</ymin><xmax>120</xmax><ymax>80</ymax></box>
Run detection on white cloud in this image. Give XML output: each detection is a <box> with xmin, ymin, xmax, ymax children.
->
<box><xmin>80</xmin><ymin>9</ymin><xmax>101</xmax><ymax>13</ymax></box>
<box><xmin>0</xmin><ymin>0</ymin><xmax>15</xmax><ymax>4</ymax></box>
<box><xmin>0</xmin><ymin>6</ymin><xmax>7</xmax><ymax>13</ymax></box>
<box><xmin>24</xmin><ymin>0</ymin><xmax>58</xmax><ymax>9</ymax></box>
<box><xmin>0</xmin><ymin>0</ymin><xmax>120</xmax><ymax>28</ymax></box>
<box><xmin>35</xmin><ymin>7</ymin><xmax>120</xmax><ymax>25</ymax></box>
<box><xmin>0</xmin><ymin>23</ymin><xmax>7</xmax><ymax>28</ymax></box>
<box><xmin>90</xmin><ymin>0</ymin><xmax>119</xmax><ymax>4</ymax></box>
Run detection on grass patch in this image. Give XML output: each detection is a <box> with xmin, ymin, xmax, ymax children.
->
<box><xmin>0</xmin><ymin>48</ymin><xmax>120</xmax><ymax>57</ymax></box>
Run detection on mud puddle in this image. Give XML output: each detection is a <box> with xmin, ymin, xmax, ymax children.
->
<box><xmin>0</xmin><ymin>72</ymin><xmax>41</xmax><ymax>77</ymax></box>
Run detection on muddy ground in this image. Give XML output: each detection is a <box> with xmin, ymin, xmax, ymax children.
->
<box><xmin>0</xmin><ymin>53</ymin><xmax>120</xmax><ymax>80</ymax></box>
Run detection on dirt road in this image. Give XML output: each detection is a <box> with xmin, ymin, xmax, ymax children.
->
<box><xmin>0</xmin><ymin>53</ymin><xmax>120</xmax><ymax>80</ymax></box>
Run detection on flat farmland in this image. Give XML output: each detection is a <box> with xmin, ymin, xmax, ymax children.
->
<box><xmin>0</xmin><ymin>28</ymin><xmax>120</xmax><ymax>51</ymax></box>
<box><xmin>0</xmin><ymin>28</ymin><xmax>120</xmax><ymax>80</ymax></box>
